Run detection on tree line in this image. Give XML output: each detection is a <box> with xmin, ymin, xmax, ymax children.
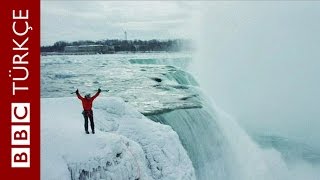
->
<box><xmin>41</xmin><ymin>39</ymin><xmax>193</xmax><ymax>53</ymax></box>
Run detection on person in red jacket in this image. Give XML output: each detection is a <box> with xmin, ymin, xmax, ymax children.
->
<box><xmin>76</xmin><ymin>88</ymin><xmax>101</xmax><ymax>134</ymax></box>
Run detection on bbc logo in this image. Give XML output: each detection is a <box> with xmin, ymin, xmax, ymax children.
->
<box><xmin>11</xmin><ymin>103</ymin><xmax>31</xmax><ymax>168</ymax></box>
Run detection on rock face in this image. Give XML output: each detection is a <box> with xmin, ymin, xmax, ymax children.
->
<box><xmin>41</xmin><ymin>97</ymin><xmax>195</xmax><ymax>180</ymax></box>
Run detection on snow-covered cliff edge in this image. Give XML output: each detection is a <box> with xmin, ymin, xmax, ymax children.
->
<box><xmin>41</xmin><ymin>97</ymin><xmax>195</xmax><ymax>180</ymax></box>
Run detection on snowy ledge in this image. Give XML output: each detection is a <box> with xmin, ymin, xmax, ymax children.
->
<box><xmin>41</xmin><ymin>97</ymin><xmax>195</xmax><ymax>180</ymax></box>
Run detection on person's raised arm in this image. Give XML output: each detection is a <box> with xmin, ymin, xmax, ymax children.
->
<box><xmin>92</xmin><ymin>88</ymin><xmax>101</xmax><ymax>100</ymax></box>
<box><xmin>76</xmin><ymin>89</ymin><xmax>84</xmax><ymax>100</ymax></box>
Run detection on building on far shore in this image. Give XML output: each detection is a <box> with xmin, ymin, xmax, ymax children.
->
<box><xmin>64</xmin><ymin>45</ymin><xmax>115</xmax><ymax>54</ymax></box>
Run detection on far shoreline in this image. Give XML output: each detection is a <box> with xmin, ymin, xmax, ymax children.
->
<box><xmin>41</xmin><ymin>50</ymin><xmax>192</xmax><ymax>56</ymax></box>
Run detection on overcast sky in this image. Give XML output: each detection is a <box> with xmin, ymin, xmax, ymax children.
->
<box><xmin>41</xmin><ymin>1</ymin><xmax>200</xmax><ymax>46</ymax></box>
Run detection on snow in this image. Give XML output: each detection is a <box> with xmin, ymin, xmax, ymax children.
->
<box><xmin>41</xmin><ymin>97</ymin><xmax>195</xmax><ymax>180</ymax></box>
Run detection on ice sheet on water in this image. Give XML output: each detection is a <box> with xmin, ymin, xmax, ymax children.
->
<box><xmin>41</xmin><ymin>53</ymin><xmax>201</xmax><ymax>116</ymax></box>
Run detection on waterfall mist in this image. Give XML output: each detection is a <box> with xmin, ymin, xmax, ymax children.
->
<box><xmin>190</xmin><ymin>1</ymin><xmax>320</xmax><ymax>179</ymax></box>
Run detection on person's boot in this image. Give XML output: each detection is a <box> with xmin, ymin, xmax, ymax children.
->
<box><xmin>92</xmin><ymin>130</ymin><xmax>95</xmax><ymax>134</ymax></box>
<box><xmin>85</xmin><ymin>131</ymin><xmax>89</xmax><ymax>134</ymax></box>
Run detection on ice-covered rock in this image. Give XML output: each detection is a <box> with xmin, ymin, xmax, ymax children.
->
<box><xmin>41</xmin><ymin>97</ymin><xmax>195</xmax><ymax>180</ymax></box>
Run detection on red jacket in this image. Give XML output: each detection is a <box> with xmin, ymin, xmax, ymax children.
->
<box><xmin>76</xmin><ymin>91</ymin><xmax>100</xmax><ymax>111</ymax></box>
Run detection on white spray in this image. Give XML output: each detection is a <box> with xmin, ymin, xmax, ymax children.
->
<box><xmin>190</xmin><ymin>2</ymin><xmax>320</xmax><ymax>180</ymax></box>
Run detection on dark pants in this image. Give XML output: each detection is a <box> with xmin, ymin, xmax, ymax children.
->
<box><xmin>82</xmin><ymin>110</ymin><xmax>94</xmax><ymax>132</ymax></box>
